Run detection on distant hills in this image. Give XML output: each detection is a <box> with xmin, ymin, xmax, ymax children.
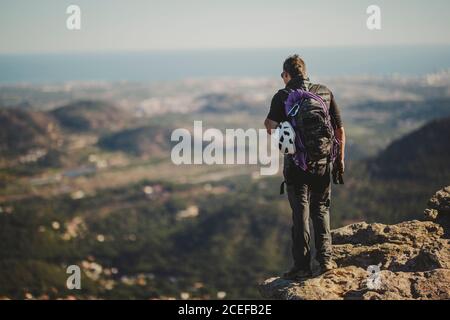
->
<box><xmin>98</xmin><ymin>125</ymin><xmax>172</xmax><ymax>157</ymax></box>
<box><xmin>0</xmin><ymin>108</ymin><xmax>59</xmax><ymax>156</ymax></box>
<box><xmin>0</xmin><ymin>100</ymin><xmax>143</xmax><ymax>169</ymax></box>
<box><xmin>0</xmin><ymin>100</ymin><xmax>175</xmax><ymax>161</ymax></box>
<box><xmin>51</xmin><ymin>100</ymin><xmax>131</xmax><ymax>132</ymax></box>
<box><xmin>333</xmin><ymin>116</ymin><xmax>450</xmax><ymax>224</ymax></box>
<box><xmin>370</xmin><ymin>117</ymin><xmax>450</xmax><ymax>182</ymax></box>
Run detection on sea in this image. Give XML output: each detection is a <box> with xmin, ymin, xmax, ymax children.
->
<box><xmin>1</xmin><ymin>45</ymin><xmax>450</xmax><ymax>84</ymax></box>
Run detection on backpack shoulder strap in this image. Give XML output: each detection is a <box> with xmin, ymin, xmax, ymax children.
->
<box><xmin>309</xmin><ymin>83</ymin><xmax>332</xmax><ymax>106</ymax></box>
<box><xmin>309</xmin><ymin>83</ymin><xmax>321</xmax><ymax>94</ymax></box>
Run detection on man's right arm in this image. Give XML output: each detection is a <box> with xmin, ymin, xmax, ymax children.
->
<box><xmin>264</xmin><ymin>92</ymin><xmax>283</xmax><ymax>134</ymax></box>
<box><xmin>264</xmin><ymin>118</ymin><xmax>278</xmax><ymax>135</ymax></box>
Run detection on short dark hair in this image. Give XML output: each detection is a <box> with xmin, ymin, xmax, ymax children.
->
<box><xmin>283</xmin><ymin>55</ymin><xmax>307</xmax><ymax>78</ymax></box>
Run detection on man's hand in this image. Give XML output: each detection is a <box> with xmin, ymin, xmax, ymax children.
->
<box><xmin>336</xmin><ymin>158</ymin><xmax>345</xmax><ymax>174</ymax></box>
<box><xmin>332</xmin><ymin>157</ymin><xmax>345</xmax><ymax>185</ymax></box>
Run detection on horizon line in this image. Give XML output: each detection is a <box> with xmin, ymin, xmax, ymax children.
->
<box><xmin>2</xmin><ymin>43</ymin><xmax>450</xmax><ymax>56</ymax></box>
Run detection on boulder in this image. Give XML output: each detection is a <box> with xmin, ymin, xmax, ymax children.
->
<box><xmin>424</xmin><ymin>186</ymin><xmax>450</xmax><ymax>233</ymax></box>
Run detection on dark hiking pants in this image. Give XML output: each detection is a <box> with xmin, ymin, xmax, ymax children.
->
<box><xmin>284</xmin><ymin>160</ymin><xmax>332</xmax><ymax>270</ymax></box>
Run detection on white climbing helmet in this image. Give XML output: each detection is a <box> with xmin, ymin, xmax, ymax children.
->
<box><xmin>276</xmin><ymin>121</ymin><xmax>296</xmax><ymax>155</ymax></box>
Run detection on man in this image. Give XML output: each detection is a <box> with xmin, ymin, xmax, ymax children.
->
<box><xmin>264</xmin><ymin>55</ymin><xmax>346</xmax><ymax>279</ymax></box>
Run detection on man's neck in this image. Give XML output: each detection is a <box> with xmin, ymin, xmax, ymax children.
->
<box><xmin>286</xmin><ymin>75</ymin><xmax>310</xmax><ymax>89</ymax></box>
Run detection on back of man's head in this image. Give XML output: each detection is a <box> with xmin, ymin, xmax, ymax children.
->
<box><xmin>283</xmin><ymin>55</ymin><xmax>307</xmax><ymax>78</ymax></box>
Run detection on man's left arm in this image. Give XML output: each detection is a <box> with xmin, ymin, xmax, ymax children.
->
<box><xmin>264</xmin><ymin>92</ymin><xmax>283</xmax><ymax>134</ymax></box>
<box><xmin>334</xmin><ymin>126</ymin><xmax>346</xmax><ymax>173</ymax></box>
<box><xmin>330</xmin><ymin>92</ymin><xmax>346</xmax><ymax>173</ymax></box>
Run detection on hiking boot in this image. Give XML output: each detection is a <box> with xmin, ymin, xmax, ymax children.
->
<box><xmin>282</xmin><ymin>267</ymin><xmax>312</xmax><ymax>280</ymax></box>
<box><xmin>316</xmin><ymin>260</ymin><xmax>337</xmax><ymax>276</ymax></box>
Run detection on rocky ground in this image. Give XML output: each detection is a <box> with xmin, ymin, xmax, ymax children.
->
<box><xmin>259</xmin><ymin>187</ymin><xmax>450</xmax><ymax>300</ymax></box>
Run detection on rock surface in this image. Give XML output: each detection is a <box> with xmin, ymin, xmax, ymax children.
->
<box><xmin>424</xmin><ymin>186</ymin><xmax>450</xmax><ymax>234</ymax></box>
<box><xmin>259</xmin><ymin>187</ymin><xmax>450</xmax><ymax>300</ymax></box>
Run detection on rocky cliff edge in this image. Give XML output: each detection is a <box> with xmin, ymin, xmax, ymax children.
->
<box><xmin>259</xmin><ymin>187</ymin><xmax>450</xmax><ymax>300</ymax></box>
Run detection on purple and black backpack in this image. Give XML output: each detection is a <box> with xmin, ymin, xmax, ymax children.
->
<box><xmin>283</xmin><ymin>84</ymin><xmax>339</xmax><ymax>174</ymax></box>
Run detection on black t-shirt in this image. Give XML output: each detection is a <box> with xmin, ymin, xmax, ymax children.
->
<box><xmin>266</xmin><ymin>77</ymin><xmax>343</xmax><ymax>129</ymax></box>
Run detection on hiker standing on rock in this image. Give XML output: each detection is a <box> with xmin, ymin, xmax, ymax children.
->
<box><xmin>264</xmin><ymin>55</ymin><xmax>346</xmax><ymax>279</ymax></box>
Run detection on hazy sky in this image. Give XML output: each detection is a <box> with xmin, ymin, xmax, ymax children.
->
<box><xmin>1</xmin><ymin>0</ymin><xmax>449</xmax><ymax>53</ymax></box>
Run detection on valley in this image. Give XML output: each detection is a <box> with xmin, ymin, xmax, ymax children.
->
<box><xmin>1</xmin><ymin>72</ymin><xmax>450</xmax><ymax>299</ymax></box>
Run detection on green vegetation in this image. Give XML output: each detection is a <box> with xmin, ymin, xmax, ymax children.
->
<box><xmin>0</xmin><ymin>177</ymin><xmax>292</xmax><ymax>299</ymax></box>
